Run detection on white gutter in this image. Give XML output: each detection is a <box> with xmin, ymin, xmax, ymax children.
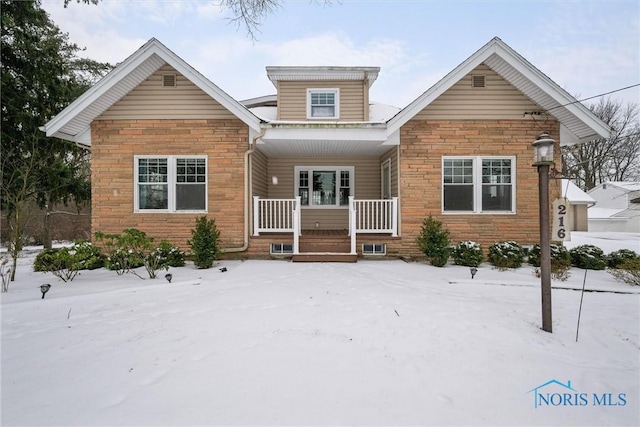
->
<box><xmin>221</xmin><ymin>128</ymin><xmax>266</xmax><ymax>253</ymax></box>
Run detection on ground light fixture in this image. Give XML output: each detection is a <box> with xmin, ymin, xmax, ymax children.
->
<box><xmin>532</xmin><ymin>131</ymin><xmax>555</xmax><ymax>333</ymax></box>
<box><xmin>40</xmin><ymin>284</ymin><xmax>51</xmax><ymax>299</ymax></box>
<box><xmin>470</xmin><ymin>267</ymin><xmax>478</xmax><ymax>279</ymax></box>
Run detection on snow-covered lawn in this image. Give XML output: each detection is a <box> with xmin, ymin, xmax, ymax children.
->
<box><xmin>2</xmin><ymin>233</ymin><xmax>639</xmax><ymax>426</ymax></box>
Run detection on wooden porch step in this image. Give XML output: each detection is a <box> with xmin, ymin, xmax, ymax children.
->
<box><xmin>292</xmin><ymin>252</ymin><xmax>358</xmax><ymax>263</ymax></box>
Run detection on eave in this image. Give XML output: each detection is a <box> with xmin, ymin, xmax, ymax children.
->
<box><xmin>388</xmin><ymin>37</ymin><xmax>611</xmax><ymax>145</ymax></box>
<box><xmin>42</xmin><ymin>38</ymin><xmax>262</xmax><ymax>146</ymax></box>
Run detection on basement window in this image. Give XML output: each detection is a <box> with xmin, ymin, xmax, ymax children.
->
<box><xmin>270</xmin><ymin>243</ymin><xmax>293</xmax><ymax>255</ymax></box>
<box><xmin>362</xmin><ymin>243</ymin><xmax>386</xmax><ymax>256</ymax></box>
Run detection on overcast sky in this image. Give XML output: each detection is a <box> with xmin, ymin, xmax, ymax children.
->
<box><xmin>41</xmin><ymin>0</ymin><xmax>639</xmax><ymax>109</ymax></box>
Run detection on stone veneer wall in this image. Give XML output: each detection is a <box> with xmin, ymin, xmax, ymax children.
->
<box><xmin>386</xmin><ymin>119</ymin><xmax>561</xmax><ymax>257</ymax></box>
<box><xmin>91</xmin><ymin>119</ymin><xmax>249</xmax><ymax>250</ymax></box>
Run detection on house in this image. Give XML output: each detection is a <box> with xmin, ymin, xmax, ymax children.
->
<box><xmin>559</xmin><ymin>179</ymin><xmax>595</xmax><ymax>232</ymax></box>
<box><xmin>588</xmin><ymin>182</ymin><xmax>640</xmax><ymax>232</ymax></box>
<box><xmin>42</xmin><ymin>37</ymin><xmax>610</xmax><ymax>261</ymax></box>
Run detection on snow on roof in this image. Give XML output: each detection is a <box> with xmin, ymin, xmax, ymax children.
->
<box><xmin>603</xmin><ymin>182</ymin><xmax>640</xmax><ymax>192</ymax></box>
<box><xmin>588</xmin><ymin>207</ymin><xmax>628</xmax><ymax>219</ymax></box>
<box><xmin>559</xmin><ymin>180</ymin><xmax>595</xmax><ymax>205</ymax></box>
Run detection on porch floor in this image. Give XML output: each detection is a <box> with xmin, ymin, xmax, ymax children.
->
<box><xmin>301</xmin><ymin>229</ymin><xmax>348</xmax><ymax>237</ymax></box>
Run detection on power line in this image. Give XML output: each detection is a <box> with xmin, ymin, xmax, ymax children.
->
<box><xmin>545</xmin><ymin>83</ymin><xmax>640</xmax><ymax>112</ymax></box>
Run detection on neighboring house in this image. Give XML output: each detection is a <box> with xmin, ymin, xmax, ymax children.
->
<box><xmin>559</xmin><ymin>179</ymin><xmax>595</xmax><ymax>232</ymax></box>
<box><xmin>43</xmin><ymin>37</ymin><xmax>610</xmax><ymax>261</ymax></box>
<box><xmin>588</xmin><ymin>182</ymin><xmax>640</xmax><ymax>233</ymax></box>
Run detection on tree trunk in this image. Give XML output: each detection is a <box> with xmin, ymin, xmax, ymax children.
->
<box><xmin>43</xmin><ymin>203</ymin><xmax>52</xmax><ymax>249</ymax></box>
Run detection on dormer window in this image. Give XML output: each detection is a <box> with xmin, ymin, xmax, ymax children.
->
<box><xmin>307</xmin><ymin>88</ymin><xmax>339</xmax><ymax>119</ymax></box>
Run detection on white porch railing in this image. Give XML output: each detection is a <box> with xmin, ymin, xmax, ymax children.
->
<box><xmin>349</xmin><ymin>197</ymin><xmax>398</xmax><ymax>236</ymax></box>
<box><xmin>253</xmin><ymin>195</ymin><xmax>398</xmax><ymax>255</ymax></box>
<box><xmin>253</xmin><ymin>196</ymin><xmax>301</xmax><ymax>254</ymax></box>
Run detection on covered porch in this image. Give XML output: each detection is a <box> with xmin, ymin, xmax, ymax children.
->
<box><xmin>252</xmin><ymin>196</ymin><xmax>398</xmax><ymax>258</ymax></box>
<box><xmin>247</xmin><ymin>121</ymin><xmax>401</xmax><ymax>259</ymax></box>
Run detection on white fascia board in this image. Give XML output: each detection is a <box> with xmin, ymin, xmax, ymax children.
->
<box><xmin>262</xmin><ymin>126</ymin><xmax>389</xmax><ymax>142</ymax></box>
<box><xmin>44</xmin><ymin>39</ymin><xmax>262</xmax><ymax>139</ymax></box>
<box><xmin>44</xmin><ymin>39</ymin><xmax>164</xmax><ymax>138</ymax></box>
<box><xmin>387</xmin><ymin>37</ymin><xmax>610</xmax><ymax>140</ymax></box>
<box><xmin>489</xmin><ymin>42</ymin><xmax>611</xmax><ymax>140</ymax></box>
<box><xmin>387</xmin><ymin>40</ymin><xmax>497</xmax><ymax>135</ymax></box>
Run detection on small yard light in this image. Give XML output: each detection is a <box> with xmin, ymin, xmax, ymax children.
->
<box><xmin>532</xmin><ymin>131</ymin><xmax>555</xmax><ymax>333</ymax></box>
<box><xmin>165</xmin><ymin>273</ymin><xmax>173</xmax><ymax>283</ymax></box>
<box><xmin>40</xmin><ymin>284</ymin><xmax>51</xmax><ymax>299</ymax></box>
<box><xmin>470</xmin><ymin>267</ymin><xmax>478</xmax><ymax>279</ymax></box>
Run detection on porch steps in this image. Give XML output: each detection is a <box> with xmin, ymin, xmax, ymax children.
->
<box><xmin>292</xmin><ymin>253</ymin><xmax>358</xmax><ymax>263</ymax></box>
<box><xmin>292</xmin><ymin>230</ymin><xmax>357</xmax><ymax>263</ymax></box>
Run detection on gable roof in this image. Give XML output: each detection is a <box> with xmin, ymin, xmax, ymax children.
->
<box><xmin>387</xmin><ymin>37</ymin><xmax>611</xmax><ymax>144</ymax></box>
<box><xmin>42</xmin><ymin>38</ymin><xmax>262</xmax><ymax>146</ymax></box>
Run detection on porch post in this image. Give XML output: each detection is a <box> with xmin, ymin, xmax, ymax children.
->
<box><xmin>349</xmin><ymin>196</ymin><xmax>357</xmax><ymax>255</ymax></box>
<box><xmin>391</xmin><ymin>197</ymin><xmax>398</xmax><ymax>237</ymax></box>
<box><xmin>252</xmin><ymin>196</ymin><xmax>260</xmax><ymax>236</ymax></box>
<box><xmin>293</xmin><ymin>196</ymin><xmax>301</xmax><ymax>254</ymax></box>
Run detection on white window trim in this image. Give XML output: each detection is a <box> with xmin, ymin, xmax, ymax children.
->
<box><xmin>441</xmin><ymin>156</ymin><xmax>516</xmax><ymax>214</ymax></box>
<box><xmin>307</xmin><ymin>88</ymin><xmax>340</xmax><ymax>119</ymax></box>
<box><xmin>295</xmin><ymin>165</ymin><xmax>354</xmax><ymax>209</ymax></box>
<box><xmin>134</xmin><ymin>155</ymin><xmax>208</xmax><ymax>213</ymax></box>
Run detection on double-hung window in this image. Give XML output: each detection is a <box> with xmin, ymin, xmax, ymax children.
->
<box><xmin>307</xmin><ymin>89</ymin><xmax>339</xmax><ymax>119</ymax></box>
<box><xmin>296</xmin><ymin>166</ymin><xmax>353</xmax><ymax>208</ymax></box>
<box><xmin>442</xmin><ymin>156</ymin><xmax>515</xmax><ymax>213</ymax></box>
<box><xmin>135</xmin><ymin>156</ymin><xmax>207</xmax><ymax>212</ymax></box>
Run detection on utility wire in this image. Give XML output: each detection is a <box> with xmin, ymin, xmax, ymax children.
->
<box><xmin>545</xmin><ymin>83</ymin><xmax>640</xmax><ymax>112</ymax></box>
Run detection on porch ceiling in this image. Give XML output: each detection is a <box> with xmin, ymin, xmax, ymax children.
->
<box><xmin>255</xmin><ymin>138</ymin><xmax>395</xmax><ymax>158</ymax></box>
<box><xmin>257</xmin><ymin>124</ymin><xmax>398</xmax><ymax>157</ymax></box>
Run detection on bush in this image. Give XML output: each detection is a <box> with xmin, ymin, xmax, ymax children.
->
<box><xmin>488</xmin><ymin>241</ymin><xmax>525</xmax><ymax>270</ymax></box>
<box><xmin>528</xmin><ymin>244</ymin><xmax>571</xmax><ymax>267</ymax></box>
<box><xmin>33</xmin><ymin>241</ymin><xmax>104</xmax><ymax>282</ymax></box>
<box><xmin>416</xmin><ymin>215</ymin><xmax>451</xmax><ymax>267</ymax></box>
<box><xmin>95</xmin><ymin>229</ymin><xmax>152</xmax><ymax>277</ymax></box>
<box><xmin>188</xmin><ymin>217</ymin><xmax>221</xmax><ymax>269</ymax></box>
<box><xmin>155</xmin><ymin>240</ymin><xmax>186</xmax><ymax>267</ymax></box>
<box><xmin>608</xmin><ymin>257</ymin><xmax>640</xmax><ymax>286</ymax></box>
<box><xmin>607</xmin><ymin>249</ymin><xmax>638</xmax><ymax>268</ymax></box>
<box><xmin>529</xmin><ymin>244</ymin><xmax>572</xmax><ymax>281</ymax></box>
<box><xmin>569</xmin><ymin>244</ymin><xmax>608</xmax><ymax>270</ymax></box>
<box><xmin>452</xmin><ymin>241</ymin><xmax>483</xmax><ymax>267</ymax></box>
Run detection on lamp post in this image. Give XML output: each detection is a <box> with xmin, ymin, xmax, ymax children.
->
<box><xmin>532</xmin><ymin>132</ymin><xmax>555</xmax><ymax>333</ymax></box>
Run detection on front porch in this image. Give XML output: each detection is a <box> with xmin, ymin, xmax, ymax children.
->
<box><xmin>251</xmin><ymin>196</ymin><xmax>399</xmax><ymax>261</ymax></box>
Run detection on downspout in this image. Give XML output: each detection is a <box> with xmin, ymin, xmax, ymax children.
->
<box><xmin>221</xmin><ymin>127</ymin><xmax>266</xmax><ymax>253</ymax></box>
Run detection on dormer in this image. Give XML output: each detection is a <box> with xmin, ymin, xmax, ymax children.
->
<box><xmin>266</xmin><ymin>66</ymin><xmax>380</xmax><ymax>122</ymax></box>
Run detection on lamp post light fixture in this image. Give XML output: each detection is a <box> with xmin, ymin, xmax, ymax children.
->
<box><xmin>532</xmin><ymin>132</ymin><xmax>555</xmax><ymax>333</ymax></box>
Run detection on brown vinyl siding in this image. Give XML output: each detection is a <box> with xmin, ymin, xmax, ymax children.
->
<box><xmin>251</xmin><ymin>149</ymin><xmax>268</xmax><ymax>198</ymax></box>
<box><xmin>264</xmin><ymin>157</ymin><xmax>382</xmax><ymax>229</ymax></box>
<box><xmin>277</xmin><ymin>80</ymin><xmax>366</xmax><ymax>121</ymax></box>
<box><xmin>414</xmin><ymin>64</ymin><xmax>540</xmax><ymax>120</ymax></box>
<box><xmin>99</xmin><ymin>65</ymin><xmax>236</xmax><ymax>120</ymax></box>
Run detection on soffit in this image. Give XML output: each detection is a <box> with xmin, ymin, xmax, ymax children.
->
<box><xmin>56</xmin><ymin>54</ymin><xmax>165</xmax><ymax>138</ymax></box>
<box><xmin>483</xmin><ymin>53</ymin><xmax>601</xmax><ymax>143</ymax></box>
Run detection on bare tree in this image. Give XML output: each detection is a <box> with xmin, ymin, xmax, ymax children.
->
<box><xmin>65</xmin><ymin>0</ymin><xmax>333</xmax><ymax>40</ymax></box>
<box><xmin>562</xmin><ymin>97</ymin><xmax>640</xmax><ymax>190</ymax></box>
